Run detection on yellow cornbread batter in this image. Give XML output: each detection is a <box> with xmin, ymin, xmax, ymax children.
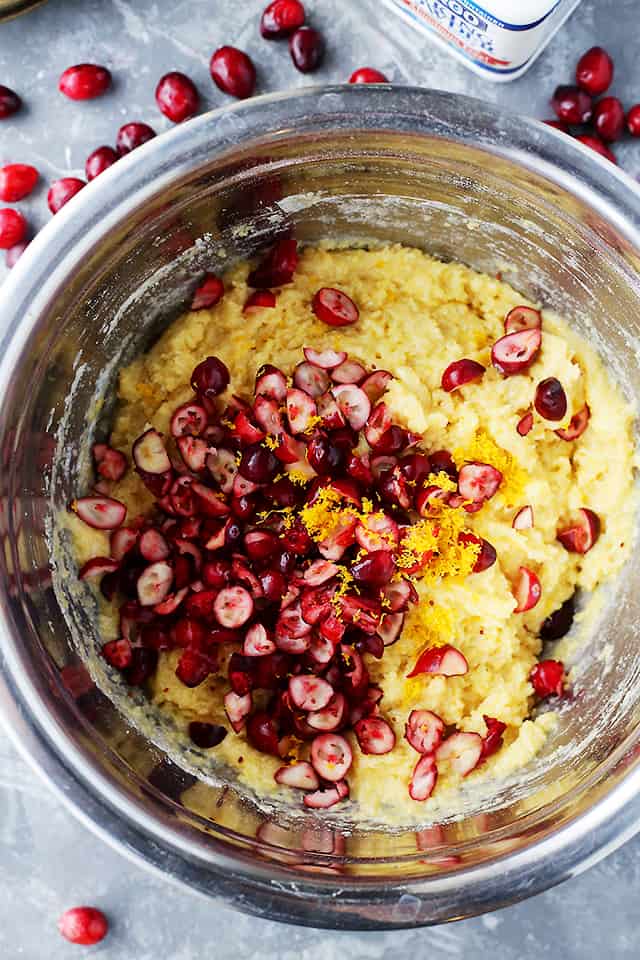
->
<box><xmin>69</xmin><ymin>244</ymin><xmax>637</xmax><ymax>823</ymax></box>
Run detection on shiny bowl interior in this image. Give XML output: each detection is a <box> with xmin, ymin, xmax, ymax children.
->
<box><xmin>2</xmin><ymin>87</ymin><xmax>640</xmax><ymax>929</ymax></box>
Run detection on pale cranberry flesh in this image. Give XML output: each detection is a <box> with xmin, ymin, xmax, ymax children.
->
<box><xmin>349</xmin><ymin>67</ymin><xmax>389</xmax><ymax>84</ymax></box>
<box><xmin>155</xmin><ymin>71</ymin><xmax>199</xmax><ymax>122</ymax></box>
<box><xmin>47</xmin><ymin>177</ymin><xmax>85</xmax><ymax>213</ymax></box>
<box><xmin>0</xmin><ymin>84</ymin><xmax>21</xmax><ymax>118</ymax></box>
<box><xmin>0</xmin><ymin>208</ymin><xmax>26</xmax><ymax>249</ymax></box>
<box><xmin>210</xmin><ymin>46</ymin><xmax>256</xmax><ymax>99</ymax></box>
<box><xmin>261</xmin><ymin>0</ymin><xmax>305</xmax><ymax>38</ymax></box>
<box><xmin>59</xmin><ymin>63</ymin><xmax>111</xmax><ymax>100</ymax></box>
<box><xmin>289</xmin><ymin>27</ymin><xmax>324</xmax><ymax>73</ymax></box>
<box><xmin>575</xmin><ymin>46</ymin><xmax>613</xmax><ymax>96</ymax></box>
<box><xmin>492</xmin><ymin>328</ymin><xmax>541</xmax><ymax>376</ymax></box>
<box><xmin>551</xmin><ymin>85</ymin><xmax>592</xmax><ymax>124</ymax></box>
<box><xmin>0</xmin><ymin>163</ymin><xmax>38</xmax><ymax>201</ymax></box>
<box><xmin>58</xmin><ymin>906</ymin><xmax>108</xmax><ymax>945</ymax></box>
<box><xmin>593</xmin><ymin>96</ymin><xmax>625</xmax><ymax>142</ymax></box>
<box><xmin>116</xmin><ymin>121</ymin><xmax>156</xmax><ymax>155</ymax></box>
<box><xmin>85</xmin><ymin>144</ymin><xmax>118</xmax><ymax>180</ymax></box>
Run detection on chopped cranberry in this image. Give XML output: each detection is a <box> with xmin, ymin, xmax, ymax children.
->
<box><xmin>0</xmin><ymin>163</ymin><xmax>38</xmax><ymax>201</ymax></box>
<box><xmin>59</xmin><ymin>63</ymin><xmax>111</xmax><ymax>100</ymax></box>
<box><xmin>210</xmin><ymin>46</ymin><xmax>256</xmax><ymax>99</ymax></box>
<box><xmin>188</xmin><ymin>721</ymin><xmax>227</xmax><ymax>748</ymax></box>
<box><xmin>0</xmin><ymin>208</ymin><xmax>26</xmax><ymax>249</ymax></box>
<box><xmin>517</xmin><ymin>411</ymin><xmax>534</xmax><ymax>436</ymax></box>
<box><xmin>0</xmin><ymin>85</ymin><xmax>21</xmax><ymax>119</ymax></box>
<box><xmin>480</xmin><ymin>716</ymin><xmax>507</xmax><ymax>762</ymax></box>
<box><xmin>239</xmin><ymin>442</ymin><xmax>279</xmax><ymax>483</ymax></box>
<box><xmin>174</xmin><ymin>617</ymin><xmax>206</xmax><ymax>649</ymax></box>
<box><xmin>58</xmin><ymin>907</ymin><xmax>108</xmax><ymax>945</ymax></box>
<box><xmin>47</xmin><ymin>177</ymin><xmax>86</xmax><ymax>213</ymax></box>
<box><xmin>575</xmin><ymin>134</ymin><xmax>617</xmax><ymax>163</ymax></box>
<box><xmin>575</xmin><ymin>46</ymin><xmax>613</xmax><ymax>96</ymax></box>
<box><xmin>176</xmin><ymin>647</ymin><xmax>215</xmax><ymax>687</ymax></box>
<box><xmin>557</xmin><ymin>508</ymin><xmax>600</xmax><ymax>554</ymax></box>
<box><xmin>312</xmin><ymin>287</ymin><xmax>359</xmax><ymax>326</ymax></box>
<box><xmin>261</xmin><ymin>0</ymin><xmax>306</xmax><ymax>38</ymax></box>
<box><xmin>247</xmin><ymin>710</ymin><xmax>280</xmax><ymax>755</ymax></box>
<box><xmin>266</xmin><ymin>475</ymin><xmax>299</xmax><ymax>508</ymax></box>
<box><xmin>627</xmin><ymin>104</ymin><xmax>640</xmax><ymax>137</ymax></box>
<box><xmin>248</xmin><ymin>238</ymin><xmax>298</xmax><ymax>288</ymax></box>
<box><xmin>429</xmin><ymin>449</ymin><xmax>457</xmax><ymax>480</ymax></box>
<box><xmin>116</xmin><ymin>121</ymin><xmax>156</xmax><ymax>155</ymax></box>
<box><xmin>259</xmin><ymin>569</ymin><xmax>287</xmax><ymax>602</ymax></box>
<box><xmin>85</xmin><ymin>144</ymin><xmax>118</xmax><ymax>180</ymax></box>
<box><xmin>352</xmin><ymin>549</ymin><xmax>396</xmax><ymax>587</ymax></box>
<box><xmin>540</xmin><ymin>595</ymin><xmax>575</xmax><ymax>640</ymax></box>
<box><xmin>530</xmin><ymin>659</ymin><xmax>565</xmax><ymax>698</ymax></box>
<box><xmin>592</xmin><ymin>96</ymin><xmax>625</xmax><ymax>142</ymax></box>
<box><xmin>125</xmin><ymin>647</ymin><xmax>158</xmax><ymax>686</ymax></box>
<box><xmin>306</xmin><ymin>433</ymin><xmax>344</xmax><ymax>475</ymax></box>
<box><xmin>191</xmin><ymin>355</ymin><xmax>229</xmax><ymax>397</ymax></box>
<box><xmin>550</xmin><ymin>85</ymin><xmax>592</xmax><ymax>124</ymax></box>
<box><xmin>534</xmin><ymin>377</ymin><xmax>567</xmax><ymax>421</ymax></box>
<box><xmin>441</xmin><ymin>358</ymin><xmax>485</xmax><ymax>392</ymax></box>
<box><xmin>5</xmin><ymin>239</ymin><xmax>29</xmax><ymax>267</ymax></box>
<box><xmin>289</xmin><ymin>26</ymin><xmax>324</xmax><ymax>73</ymax></box>
<box><xmin>349</xmin><ymin>67</ymin><xmax>389</xmax><ymax>83</ymax></box>
<box><xmin>155</xmin><ymin>71</ymin><xmax>199</xmax><ymax>122</ymax></box>
<box><xmin>399</xmin><ymin>452</ymin><xmax>431</xmax><ymax>485</ymax></box>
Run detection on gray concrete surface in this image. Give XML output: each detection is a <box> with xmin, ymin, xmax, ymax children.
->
<box><xmin>1</xmin><ymin>0</ymin><xmax>639</xmax><ymax>956</ymax></box>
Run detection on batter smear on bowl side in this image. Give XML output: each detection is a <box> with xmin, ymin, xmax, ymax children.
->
<box><xmin>67</xmin><ymin>241</ymin><xmax>636</xmax><ymax>822</ymax></box>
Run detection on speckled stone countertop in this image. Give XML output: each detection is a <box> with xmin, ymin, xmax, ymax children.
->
<box><xmin>1</xmin><ymin>0</ymin><xmax>640</xmax><ymax>956</ymax></box>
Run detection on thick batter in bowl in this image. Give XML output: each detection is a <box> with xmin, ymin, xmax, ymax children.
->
<box><xmin>2</xmin><ymin>87</ymin><xmax>640</xmax><ymax>928</ymax></box>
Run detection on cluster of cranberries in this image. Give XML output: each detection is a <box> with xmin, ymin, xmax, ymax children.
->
<box><xmin>547</xmin><ymin>45</ymin><xmax>640</xmax><ymax>163</ymax></box>
<box><xmin>0</xmin><ymin>1</ymin><xmax>389</xmax><ymax>271</ymax></box>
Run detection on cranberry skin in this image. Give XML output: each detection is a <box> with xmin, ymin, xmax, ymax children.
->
<box><xmin>0</xmin><ymin>163</ymin><xmax>38</xmax><ymax>201</ymax></box>
<box><xmin>289</xmin><ymin>27</ymin><xmax>324</xmax><ymax>73</ymax></box>
<box><xmin>575</xmin><ymin>134</ymin><xmax>617</xmax><ymax>163</ymax></box>
<box><xmin>239</xmin><ymin>442</ymin><xmax>279</xmax><ymax>483</ymax></box>
<box><xmin>59</xmin><ymin>63</ymin><xmax>111</xmax><ymax>100</ymax></box>
<box><xmin>349</xmin><ymin>67</ymin><xmax>389</xmax><ymax>84</ymax></box>
<box><xmin>306</xmin><ymin>434</ymin><xmax>344</xmax><ymax>475</ymax></box>
<box><xmin>261</xmin><ymin>0</ymin><xmax>306</xmax><ymax>39</ymax></box>
<box><xmin>5</xmin><ymin>239</ymin><xmax>28</xmax><ymax>267</ymax></box>
<box><xmin>540</xmin><ymin>595</ymin><xmax>575</xmax><ymax>641</ymax></box>
<box><xmin>592</xmin><ymin>96</ymin><xmax>625</xmax><ymax>142</ymax></box>
<box><xmin>259</xmin><ymin>568</ymin><xmax>287</xmax><ymax>602</ymax></box>
<box><xmin>266</xmin><ymin>476</ymin><xmax>298</xmax><ymax>508</ymax></box>
<box><xmin>246</xmin><ymin>710</ymin><xmax>280</xmax><ymax>755</ymax></box>
<box><xmin>399</xmin><ymin>452</ymin><xmax>431</xmax><ymax>485</ymax></box>
<box><xmin>155</xmin><ymin>71</ymin><xmax>199</xmax><ymax>123</ymax></box>
<box><xmin>276</xmin><ymin>548</ymin><xmax>296</xmax><ymax>575</ymax></box>
<box><xmin>85</xmin><ymin>144</ymin><xmax>118</xmax><ymax>180</ymax></box>
<box><xmin>550</xmin><ymin>85</ymin><xmax>592</xmax><ymax>124</ymax></box>
<box><xmin>429</xmin><ymin>449</ymin><xmax>457</xmax><ymax>481</ymax></box>
<box><xmin>191</xmin><ymin>356</ymin><xmax>230</xmax><ymax>398</ymax></box>
<box><xmin>232</xmin><ymin>493</ymin><xmax>257</xmax><ymax>520</ymax></box>
<box><xmin>174</xmin><ymin>617</ymin><xmax>206</xmax><ymax>649</ymax></box>
<box><xmin>576</xmin><ymin>46</ymin><xmax>613</xmax><ymax>96</ymax></box>
<box><xmin>203</xmin><ymin>558</ymin><xmax>231</xmax><ymax>588</ymax></box>
<box><xmin>352</xmin><ymin>550</ymin><xmax>396</xmax><ymax>587</ymax></box>
<box><xmin>534</xmin><ymin>378</ymin><xmax>567</xmax><ymax>421</ymax></box>
<box><xmin>188</xmin><ymin>720</ymin><xmax>227</xmax><ymax>748</ymax></box>
<box><xmin>225</xmin><ymin>520</ymin><xmax>242</xmax><ymax>550</ymax></box>
<box><xmin>530</xmin><ymin>659</ymin><xmax>565</xmax><ymax>698</ymax></box>
<box><xmin>627</xmin><ymin>104</ymin><xmax>640</xmax><ymax>137</ymax></box>
<box><xmin>210</xmin><ymin>46</ymin><xmax>256</xmax><ymax>99</ymax></box>
<box><xmin>544</xmin><ymin>118</ymin><xmax>569</xmax><ymax>132</ymax></box>
<box><xmin>0</xmin><ymin>208</ymin><xmax>26</xmax><ymax>248</ymax></box>
<box><xmin>0</xmin><ymin>84</ymin><xmax>21</xmax><ymax>119</ymax></box>
<box><xmin>47</xmin><ymin>177</ymin><xmax>86</xmax><ymax>214</ymax></box>
<box><xmin>116</xmin><ymin>121</ymin><xmax>156</xmax><ymax>155</ymax></box>
<box><xmin>58</xmin><ymin>906</ymin><xmax>108</xmax><ymax>945</ymax></box>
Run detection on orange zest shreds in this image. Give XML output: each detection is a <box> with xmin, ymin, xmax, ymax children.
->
<box><xmin>396</xmin><ymin>509</ymin><xmax>479</xmax><ymax>582</ymax></box>
<box><xmin>299</xmin><ymin>486</ymin><xmax>357</xmax><ymax>542</ymax></box>
<box><xmin>426</xmin><ymin>471</ymin><xmax>458</xmax><ymax>495</ymax></box>
<box><xmin>257</xmin><ymin>505</ymin><xmax>296</xmax><ymax>522</ymax></box>
<box><xmin>402</xmin><ymin>602</ymin><xmax>456</xmax><ymax>703</ymax></box>
<box><xmin>454</xmin><ymin>429</ymin><xmax>528</xmax><ymax>506</ymax></box>
<box><xmin>330</xmin><ymin>566</ymin><xmax>356</xmax><ymax>615</ymax></box>
<box><xmin>263</xmin><ymin>435</ymin><xmax>279</xmax><ymax>450</ymax></box>
<box><xmin>303</xmin><ymin>415</ymin><xmax>323</xmax><ymax>435</ymax></box>
<box><xmin>221</xmin><ymin>418</ymin><xmax>235</xmax><ymax>429</ymax></box>
<box><xmin>288</xmin><ymin>469</ymin><xmax>312</xmax><ymax>485</ymax></box>
<box><xmin>134</xmin><ymin>382</ymin><xmax>160</xmax><ymax>401</ymax></box>
<box><xmin>361</xmin><ymin>497</ymin><xmax>375</xmax><ymax>514</ymax></box>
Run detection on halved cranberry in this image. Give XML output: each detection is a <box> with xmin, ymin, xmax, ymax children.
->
<box><xmin>261</xmin><ymin>0</ymin><xmax>306</xmax><ymax>38</ymax></box>
<box><xmin>575</xmin><ymin>134</ymin><xmax>617</xmax><ymax>163</ymax></box>
<box><xmin>0</xmin><ymin>85</ymin><xmax>21</xmax><ymax>119</ymax></box>
<box><xmin>349</xmin><ymin>67</ymin><xmax>389</xmax><ymax>83</ymax></box>
<box><xmin>137</xmin><ymin>560</ymin><xmax>173</xmax><ymax>606</ymax></box>
<box><xmin>310</xmin><ymin>733</ymin><xmax>352</xmax><ymax>781</ymax></box>
<box><xmin>512</xmin><ymin>505</ymin><xmax>534</xmax><ymax>530</ymax></box>
<box><xmin>47</xmin><ymin>177</ymin><xmax>85</xmax><ymax>213</ymax></box>
<box><xmin>459</xmin><ymin>532</ymin><xmax>497</xmax><ymax>572</ymax></box>
<box><xmin>557</xmin><ymin>508</ymin><xmax>600</xmax><ymax>554</ymax></box>
<box><xmin>409</xmin><ymin>754</ymin><xmax>437</xmax><ymax>801</ymax></box>
<box><xmin>224</xmin><ymin>690</ymin><xmax>252</xmax><ymax>731</ymax></box>
<box><xmin>210</xmin><ymin>46</ymin><xmax>256</xmax><ymax>98</ymax></box>
<box><xmin>259</xmin><ymin>569</ymin><xmax>288</xmax><ymax>603</ymax></box>
<box><xmin>331</xmin><ymin>359</ymin><xmax>366</xmax><ymax>385</ymax></box>
<box><xmin>248</xmin><ymin>239</ymin><xmax>298</xmax><ymax>288</ymax></box>
<box><xmin>73</xmin><ymin>495</ymin><xmax>126</xmax><ymax>530</ymax></box>
<box><xmin>155</xmin><ymin>71</ymin><xmax>199</xmax><ymax>122</ymax></box>
<box><xmin>555</xmin><ymin>404</ymin><xmax>589</xmax><ymax>441</ymax></box>
<box><xmin>286</xmin><ymin>387</ymin><xmax>317</xmax><ymax>434</ymax></box>
<box><xmin>244</xmin><ymin>289</ymin><xmax>277</xmax><ymax>312</ymax></box>
<box><xmin>101</xmin><ymin>638</ymin><xmax>133</xmax><ymax>670</ymax></box>
<box><xmin>405</xmin><ymin>709</ymin><xmax>444</xmax><ymax>754</ymax></box>
<box><xmin>214</xmin><ymin>585</ymin><xmax>253</xmax><ymax>627</ymax></box>
<box><xmin>247</xmin><ymin>710</ymin><xmax>280</xmax><ymax>755</ymax></box>
<box><xmin>116</xmin><ymin>121</ymin><xmax>156</xmax><ymax>155</ymax></box>
<box><xmin>275</xmin><ymin>761</ymin><xmax>319</xmax><ymax>790</ymax></box>
<box><xmin>492</xmin><ymin>328</ymin><xmax>541</xmax><ymax>375</ymax></box>
<box><xmin>361</xmin><ymin>369</ymin><xmax>393</xmax><ymax>403</ymax></box>
<box><xmin>458</xmin><ymin>462</ymin><xmax>502</xmax><ymax>502</ymax></box>
<box><xmin>303</xmin><ymin>782</ymin><xmax>348</xmax><ymax>809</ymax></box>
<box><xmin>407</xmin><ymin>644</ymin><xmax>468</xmax><ymax>678</ymax></box>
<box><xmin>354</xmin><ymin>716</ymin><xmax>395</xmax><ymax>755</ymax></box>
<box><xmin>551</xmin><ymin>84</ymin><xmax>592</xmax><ymax>124</ymax></box>
<box><xmin>191</xmin><ymin>274</ymin><xmax>224</xmax><ymax>310</ymax></box>
<box><xmin>303</xmin><ymin>346</ymin><xmax>347</xmax><ymax>369</ymax></box>
<box><xmin>289</xmin><ymin>26</ymin><xmax>324</xmax><ymax>72</ymax></box>
<box><xmin>593</xmin><ymin>96</ymin><xmax>625</xmax><ymax>142</ymax></box>
<box><xmin>59</xmin><ymin>63</ymin><xmax>111</xmax><ymax>100</ymax></box>
<box><xmin>58</xmin><ymin>907</ymin><xmax>108</xmax><ymax>946</ymax></box>
<box><xmin>0</xmin><ymin>163</ymin><xmax>38</xmax><ymax>201</ymax></box>
<box><xmin>139</xmin><ymin>528</ymin><xmax>170</xmax><ymax>562</ymax></box>
<box><xmin>294</xmin><ymin>360</ymin><xmax>330</xmax><ymax>397</ymax></box>
<box><xmin>332</xmin><ymin>384</ymin><xmax>370</xmax><ymax>431</ymax></box>
<box><xmin>530</xmin><ymin>659</ymin><xmax>565</xmax><ymax>698</ymax></box>
<box><xmin>441</xmin><ymin>358</ymin><xmax>485</xmax><ymax>392</ymax></box>
<box><xmin>306</xmin><ymin>433</ymin><xmax>343</xmax><ymax>475</ymax></box>
<box><xmin>312</xmin><ymin>287</ymin><xmax>358</xmax><ymax>326</ymax></box>
<box><xmin>93</xmin><ymin>442</ymin><xmax>127</xmax><ymax>481</ymax></box>
<box><xmin>504</xmin><ymin>305</ymin><xmax>541</xmax><ymax>334</ymax></box>
<box><xmin>173</xmin><ymin>616</ymin><xmax>206</xmax><ymax>649</ymax></box>
<box><xmin>289</xmin><ymin>675</ymin><xmax>334</xmax><ymax>712</ymax></box>
<box><xmin>479</xmin><ymin>715</ymin><xmax>506</xmax><ymax>762</ymax></box>
<box><xmin>534</xmin><ymin>377</ymin><xmax>567</xmax><ymax>421</ymax></box>
<box><xmin>0</xmin><ymin>208</ymin><xmax>26</xmax><ymax>249</ymax></box>
<box><xmin>513</xmin><ymin>566</ymin><xmax>541</xmax><ymax>613</ymax></box>
<box><xmin>191</xmin><ymin>355</ymin><xmax>229</xmax><ymax>397</ymax></box>
<box><xmin>517</xmin><ymin>411</ymin><xmax>534</xmax><ymax>436</ymax></box>
<box><xmin>435</xmin><ymin>731</ymin><xmax>483</xmax><ymax>776</ymax></box>
<box><xmin>576</xmin><ymin>46</ymin><xmax>613</xmax><ymax>95</ymax></box>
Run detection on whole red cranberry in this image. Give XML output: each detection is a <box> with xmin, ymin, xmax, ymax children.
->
<box><xmin>210</xmin><ymin>46</ymin><xmax>256</xmax><ymax>99</ymax></box>
<box><xmin>575</xmin><ymin>134</ymin><xmax>617</xmax><ymax>164</ymax></box>
<box><xmin>592</xmin><ymin>96</ymin><xmax>625</xmax><ymax>142</ymax></box>
<box><xmin>289</xmin><ymin>27</ymin><xmax>324</xmax><ymax>73</ymax></box>
<box><xmin>543</xmin><ymin>118</ymin><xmax>569</xmax><ymax>132</ymax></box>
<box><xmin>58</xmin><ymin>906</ymin><xmax>108</xmax><ymax>945</ymax></box>
<box><xmin>85</xmin><ymin>144</ymin><xmax>118</xmax><ymax>180</ymax></box>
<box><xmin>0</xmin><ymin>84</ymin><xmax>21</xmax><ymax>119</ymax></box>
<box><xmin>246</xmin><ymin>710</ymin><xmax>280</xmax><ymax>755</ymax></box>
<box><xmin>550</xmin><ymin>85</ymin><xmax>592</xmax><ymax>124</ymax></box>
<box><xmin>0</xmin><ymin>208</ymin><xmax>26</xmax><ymax>249</ymax></box>
<box><xmin>116</xmin><ymin>121</ymin><xmax>156</xmax><ymax>155</ymax></box>
<box><xmin>155</xmin><ymin>71</ymin><xmax>200</xmax><ymax>123</ymax></box>
<box><xmin>261</xmin><ymin>0</ymin><xmax>306</xmax><ymax>39</ymax></box>
<box><xmin>190</xmin><ymin>356</ymin><xmax>230</xmax><ymax>397</ymax></box>
<box><xmin>627</xmin><ymin>104</ymin><xmax>640</xmax><ymax>137</ymax></box>
<box><xmin>349</xmin><ymin>67</ymin><xmax>389</xmax><ymax>84</ymax></box>
<box><xmin>575</xmin><ymin>46</ymin><xmax>613</xmax><ymax>96</ymax></box>
<box><xmin>5</xmin><ymin>239</ymin><xmax>29</xmax><ymax>267</ymax></box>
<box><xmin>534</xmin><ymin>377</ymin><xmax>567</xmax><ymax>421</ymax></box>
<box><xmin>47</xmin><ymin>177</ymin><xmax>86</xmax><ymax>214</ymax></box>
<box><xmin>0</xmin><ymin>163</ymin><xmax>38</xmax><ymax>201</ymax></box>
<box><xmin>59</xmin><ymin>63</ymin><xmax>112</xmax><ymax>100</ymax></box>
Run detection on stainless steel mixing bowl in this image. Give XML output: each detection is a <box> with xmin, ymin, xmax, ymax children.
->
<box><xmin>1</xmin><ymin>86</ymin><xmax>640</xmax><ymax>930</ymax></box>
